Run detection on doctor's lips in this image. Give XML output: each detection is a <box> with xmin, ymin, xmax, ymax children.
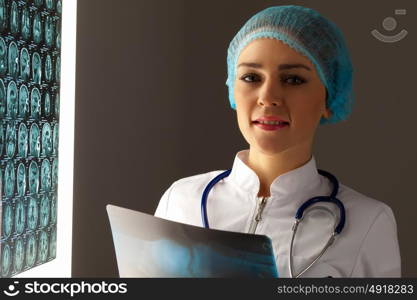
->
<box><xmin>252</xmin><ymin>116</ymin><xmax>289</xmax><ymax>131</ymax></box>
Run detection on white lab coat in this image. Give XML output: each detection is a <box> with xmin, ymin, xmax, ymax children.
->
<box><xmin>154</xmin><ymin>150</ymin><xmax>401</xmax><ymax>277</ymax></box>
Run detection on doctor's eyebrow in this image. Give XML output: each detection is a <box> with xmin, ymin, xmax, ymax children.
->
<box><xmin>237</xmin><ymin>62</ymin><xmax>312</xmax><ymax>72</ymax></box>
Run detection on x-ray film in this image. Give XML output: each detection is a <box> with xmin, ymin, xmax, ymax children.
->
<box><xmin>107</xmin><ymin>205</ymin><xmax>278</xmax><ymax>278</ymax></box>
<box><xmin>0</xmin><ymin>0</ymin><xmax>61</xmax><ymax>277</ymax></box>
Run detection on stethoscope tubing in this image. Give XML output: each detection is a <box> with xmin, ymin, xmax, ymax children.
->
<box><xmin>200</xmin><ymin>168</ymin><xmax>346</xmax><ymax>278</ymax></box>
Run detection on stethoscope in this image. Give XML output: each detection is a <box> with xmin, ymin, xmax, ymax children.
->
<box><xmin>201</xmin><ymin>168</ymin><xmax>346</xmax><ymax>278</ymax></box>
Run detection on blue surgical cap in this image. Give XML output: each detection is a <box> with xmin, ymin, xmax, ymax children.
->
<box><xmin>226</xmin><ymin>5</ymin><xmax>354</xmax><ymax>124</ymax></box>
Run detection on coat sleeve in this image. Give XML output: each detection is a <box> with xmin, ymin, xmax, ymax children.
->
<box><xmin>350</xmin><ymin>205</ymin><xmax>401</xmax><ymax>277</ymax></box>
<box><xmin>154</xmin><ymin>182</ymin><xmax>176</xmax><ymax>218</ymax></box>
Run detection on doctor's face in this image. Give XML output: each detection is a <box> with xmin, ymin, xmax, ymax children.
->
<box><xmin>234</xmin><ymin>38</ymin><xmax>330</xmax><ymax>156</ymax></box>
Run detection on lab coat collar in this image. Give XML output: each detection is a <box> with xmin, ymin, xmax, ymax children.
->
<box><xmin>228</xmin><ymin>150</ymin><xmax>322</xmax><ymax>202</ymax></box>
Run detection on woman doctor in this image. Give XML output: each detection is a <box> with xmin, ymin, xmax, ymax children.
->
<box><xmin>154</xmin><ymin>5</ymin><xmax>401</xmax><ymax>277</ymax></box>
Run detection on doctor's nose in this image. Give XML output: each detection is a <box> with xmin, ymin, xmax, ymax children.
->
<box><xmin>257</xmin><ymin>81</ymin><xmax>284</xmax><ymax>107</ymax></box>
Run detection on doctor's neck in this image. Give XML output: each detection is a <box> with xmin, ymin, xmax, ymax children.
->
<box><xmin>246</xmin><ymin>146</ymin><xmax>313</xmax><ymax>198</ymax></box>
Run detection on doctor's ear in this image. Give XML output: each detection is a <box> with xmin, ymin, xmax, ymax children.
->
<box><xmin>322</xmin><ymin>90</ymin><xmax>331</xmax><ymax>119</ymax></box>
<box><xmin>322</xmin><ymin>107</ymin><xmax>332</xmax><ymax>119</ymax></box>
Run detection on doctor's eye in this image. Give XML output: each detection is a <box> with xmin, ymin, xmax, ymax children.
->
<box><xmin>239</xmin><ymin>73</ymin><xmax>261</xmax><ymax>83</ymax></box>
<box><xmin>282</xmin><ymin>74</ymin><xmax>307</xmax><ymax>85</ymax></box>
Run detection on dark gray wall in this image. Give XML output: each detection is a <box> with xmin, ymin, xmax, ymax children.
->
<box><xmin>73</xmin><ymin>0</ymin><xmax>416</xmax><ymax>277</ymax></box>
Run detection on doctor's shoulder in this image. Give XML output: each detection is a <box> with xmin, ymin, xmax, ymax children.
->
<box><xmin>154</xmin><ymin>170</ymin><xmax>225</xmax><ymax>225</ymax></box>
<box><xmin>337</xmin><ymin>184</ymin><xmax>401</xmax><ymax>277</ymax></box>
